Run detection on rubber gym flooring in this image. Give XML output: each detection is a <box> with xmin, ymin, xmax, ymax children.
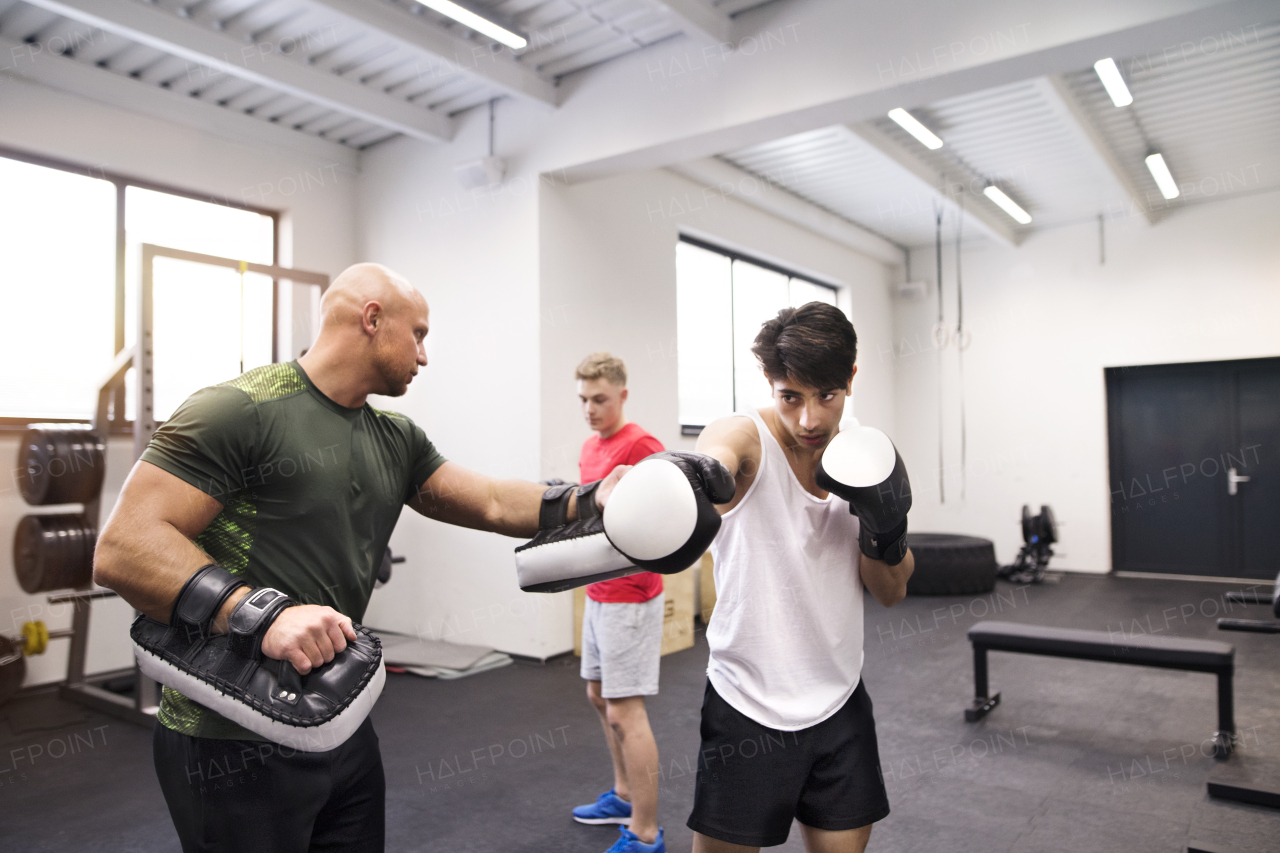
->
<box><xmin>1</xmin><ymin>573</ymin><xmax>1277</xmax><ymax>852</ymax></box>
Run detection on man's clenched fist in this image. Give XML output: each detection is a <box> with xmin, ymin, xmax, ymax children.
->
<box><xmin>260</xmin><ymin>605</ymin><xmax>358</xmax><ymax>674</ymax></box>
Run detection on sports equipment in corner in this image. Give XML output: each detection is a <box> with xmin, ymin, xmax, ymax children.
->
<box><xmin>815</xmin><ymin>421</ymin><xmax>912</xmax><ymax>565</ymax></box>
<box><xmin>997</xmin><ymin>504</ymin><xmax>1057</xmax><ymax>584</ymax></box>
<box><xmin>515</xmin><ymin>451</ymin><xmax>734</xmax><ymax>593</ymax></box>
<box><xmin>131</xmin><ymin>564</ymin><xmax>385</xmax><ymax>751</ymax></box>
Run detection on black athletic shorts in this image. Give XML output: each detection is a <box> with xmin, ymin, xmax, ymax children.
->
<box><xmin>687</xmin><ymin>679</ymin><xmax>890</xmax><ymax>847</ymax></box>
<box><xmin>153</xmin><ymin>717</ymin><xmax>385</xmax><ymax>853</ymax></box>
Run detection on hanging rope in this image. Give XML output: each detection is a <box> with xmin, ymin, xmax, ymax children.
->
<box><xmin>955</xmin><ymin>193</ymin><xmax>967</xmax><ymax>500</ymax></box>
<box><xmin>238</xmin><ymin>260</ymin><xmax>248</xmax><ymax>375</ymax></box>
<box><xmin>488</xmin><ymin>98</ymin><xmax>497</xmax><ymax>157</ymax></box>
<box><xmin>934</xmin><ymin>203</ymin><xmax>945</xmax><ymax>504</ymax></box>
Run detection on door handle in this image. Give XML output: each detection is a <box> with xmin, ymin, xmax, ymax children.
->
<box><xmin>1228</xmin><ymin>467</ymin><xmax>1251</xmax><ymax>496</ymax></box>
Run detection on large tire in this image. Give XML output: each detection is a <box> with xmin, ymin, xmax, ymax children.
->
<box><xmin>904</xmin><ymin>533</ymin><xmax>997</xmax><ymax>596</ymax></box>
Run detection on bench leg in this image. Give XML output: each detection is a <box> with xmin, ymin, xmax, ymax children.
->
<box><xmin>965</xmin><ymin>644</ymin><xmax>1000</xmax><ymax>722</ymax></box>
<box><xmin>1213</xmin><ymin>666</ymin><xmax>1235</xmax><ymax>760</ymax></box>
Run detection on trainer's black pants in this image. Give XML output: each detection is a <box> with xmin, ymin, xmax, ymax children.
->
<box><xmin>153</xmin><ymin>718</ymin><xmax>385</xmax><ymax>853</ymax></box>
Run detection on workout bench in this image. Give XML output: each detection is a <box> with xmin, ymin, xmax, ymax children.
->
<box><xmin>964</xmin><ymin>620</ymin><xmax>1236</xmax><ymax>758</ymax></box>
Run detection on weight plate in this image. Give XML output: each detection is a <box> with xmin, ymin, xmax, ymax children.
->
<box><xmin>21</xmin><ymin>621</ymin><xmax>48</xmax><ymax>657</ymax></box>
<box><xmin>0</xmin><ymin>636</ymin><xmax>25</xmax><ymax>709</ymax></box>
<box><xmin>1039</xmin><ymin>505</ymin><xmax>1058</xmax><ymax>545</ymax></box>
<box><xmin>13</xmin><ymin>514</ymin><xmax>95</xmax><ymax>593</ymax></box>
<box><xmin>15</xmin><ymin>428</ymin><xmax>105</xmax><ymax>506</ymax></box>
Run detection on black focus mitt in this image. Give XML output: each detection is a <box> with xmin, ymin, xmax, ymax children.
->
<box><xmin>131</xmin><ymin>564</ymin><xmax>384</xmax><ymax>751</ymax></box>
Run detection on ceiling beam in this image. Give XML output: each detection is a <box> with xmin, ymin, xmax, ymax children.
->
<box><xmin>653</xmin><ymin>0</ymin><xmax>732</xmax><ymax>46</ymax></box>
<box><xmin>0</xmin><ymin>33</ymin><xmax>358</xmax><ymax>171</ymax></box>
<box><xmin>305</xmin><ymin>0</ymin><xmax>558</xmax><ymax>107</ymax></box>
<box><xmin>846</xmin><ymin>121</ymin><xmax>1020</xmax><ymax>247</ymax></box>
<box><xmin>22</xmin><ymin>0</ymin><xmax>455</xmax><ymax>143</ymax></box>
<box><xmin>1035</xmin><ymin>74</ymin><xmax>1159</xmax><ymax>225</ymax></box>
<box><xmin>668</xmin><ymin>158</ymin><xmax>906</xmax><ymax>266</ymax></box>
<box><xmin>552</xmin><ymin>0</ymin><xmax>1280</xmax><ymax>184</ymax></box>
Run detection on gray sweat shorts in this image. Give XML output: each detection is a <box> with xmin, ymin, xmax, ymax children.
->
<box><xmin>580</xmin><ymin>593</ymin><xmax>665</xmax><ymax>698</ymax></box>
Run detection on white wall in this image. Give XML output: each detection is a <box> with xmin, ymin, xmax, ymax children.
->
<box><xmin>354</xmin><ymin>109</ymin><xmax>898</xmax><ymax>658</ymax></box>
<box><xmin>894</xmin><ymin>190</ymin><xmax>1280</xmax><ymax>573</ymax></box>
<box><xmin>539</xmin><ymin>167</ymin><xmax>898</xmax><ymax>482</ymax></box>
<box><xmin>0</xmin><ymin>76</ymin><xmax>358</xmax><ymax>687</ymax></box>
<box><xmin>356</xmin><ymin>101</ymin><xmax>566</xmax><ymax>658</ymax></box>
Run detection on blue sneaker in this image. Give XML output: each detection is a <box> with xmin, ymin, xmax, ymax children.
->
<box><xmin>572</xmin><ymin>788</ymin><xmax>632</xmax><ymax>825</ymax></box>
<box><xmin>605</xmin><ymin>827</ymin><xmax>665</xmax><ymax>853</ymax></box>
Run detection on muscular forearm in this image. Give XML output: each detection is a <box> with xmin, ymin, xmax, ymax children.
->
<box><xmin>95</xmin><ymin>519</ymin><xmax>229</xmax><ymax>622</ymax></box>
<box><xmin>486</xmin><ymin>477</ymin><xmax>559</xmax><ymax>537</ymax></box>
<box><xmin>414</xmin><ymin>461</ymin><xmax>630</xmax><ymax>537</ymax></box>
<box><xmin>860</xmin><ymin>549</ymin><xmax>914</xmax><ymax>608</ymax></box>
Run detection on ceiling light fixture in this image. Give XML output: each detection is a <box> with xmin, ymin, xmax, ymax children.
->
<box><xmin>1093</xmin><ymin>57</ymin><xmax>1133</xmax><ymax>107</ymax></box>
<box><xmin>412</xmin><ymin>0</ymin><xmax>527</xmax><ymax>49</ymax></box>
<box><xmin>1145</xmin><ymin>152</ymin><xmax>1180</xmax><ymax>199</ymax></box>
<box><xmin>983</xmin><ymin>185</ymin><xmax>1032</xmax><ymax>224</ymax></box>
<box><xmin>887</xmin><ymin>108</ymin><xmax>944</xmax><ymax>149</ymax></box>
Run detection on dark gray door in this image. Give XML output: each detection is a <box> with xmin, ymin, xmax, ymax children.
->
<box><xmin>1107</xmin><ymin>357</ymin><xmax>1280</xmax><ymax>580</ymax></box>
<box><xmin>1238</xmin><ymin>365</ymin><xmax>1280</xmax><ymax>578</ymax></box>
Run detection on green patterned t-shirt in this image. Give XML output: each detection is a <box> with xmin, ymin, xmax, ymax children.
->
<box><xmin>140</xmin><ymin>361</ymin><xmax>445</xmax><ymax>739</ymax></box>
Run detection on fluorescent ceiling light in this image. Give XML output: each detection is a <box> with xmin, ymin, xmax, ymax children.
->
<box><xmin>1093</xmin><ymin>57</ymin><xmax>1133</xmax><ymax>107</ymax></box>
<box><xmin>983</xmin><ymin>185</ymin><xmax>1032</xmax><ymax>224</ymax></box>
<box><xmin>887</xmin><ymin>108</ymin><xmax>943</xmax><ymax>149</ymax></box>
<box><xmin>412</xmin><ymin>0</ymin><xmax>527</xmax><ymax>49</ymax></box>
<box><xmin>1145</xmin><ymin>152</ymin><xmax>1180</xmax><ymax>199</ymax></box>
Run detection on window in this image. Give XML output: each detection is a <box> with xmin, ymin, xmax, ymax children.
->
<box><xmin>126</xmin><ymin>187</ymin><xmax>275</xmax><ymax>421</ymax></box>
<box><xmin>0</xmin><ymin>157</ymin><xmax>116</xmax><ymax>421</ymax></box>
<box><xmin>0</xmin><ymin>150</ymin><xmax>276</xmax><ymax>424</ymax></box>
<box><xmin>676</xmin><ymin>237</ymin><xmax>840</xmax><ymax>431</ymax></box>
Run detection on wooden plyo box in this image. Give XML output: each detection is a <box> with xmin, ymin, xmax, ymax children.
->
<box><xmin>573</xmin><ymin>565</ymin><xmax>696</xmax><ymax>657</ymax></box>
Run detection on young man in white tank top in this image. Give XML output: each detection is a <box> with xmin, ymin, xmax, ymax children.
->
<box><xmin>687</xmin><ymin>302</ymin><xmax>916</xmax><ymax>853</ymax></box>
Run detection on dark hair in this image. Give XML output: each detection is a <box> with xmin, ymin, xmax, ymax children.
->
<box><xmin>751</xmin><ymin>302</ymin><xmax>857</xmax><ymax>390</ymax></box>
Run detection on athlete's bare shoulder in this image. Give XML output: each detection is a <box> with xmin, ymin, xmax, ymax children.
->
<box><xmin>695</xmin><ymin>413</ymin><xmax>762</xmax><ymax>513</ymax></box>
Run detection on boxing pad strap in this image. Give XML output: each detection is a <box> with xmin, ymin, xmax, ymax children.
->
<box><xmin>538</xmin><ymin>483</ymin><xmax>577</xmax><ymax>529</ymax></box>
<box><xmin>574</xmin><ymin>481</ymin><xmax>604</xmax><ymax>523</ymax></box>
<box><xmin>227</xmin><ymin>587</ymin><xmax>296</xmax><ymax>660</ymax></box>
<box><xmin>514</xmin><ymin>480</ymin><xmax>636</xmax><ymax>593</ymax></box>
<box><xmin>172</xmin><ymin>564</ymin><xmax>249</xmax><ymax>640</ymax></box>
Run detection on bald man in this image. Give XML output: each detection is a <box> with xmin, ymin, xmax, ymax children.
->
<box><xmin>96</xmin><ymin>263</ymin><xmax>617</xmax><ymax>853</ymax></box>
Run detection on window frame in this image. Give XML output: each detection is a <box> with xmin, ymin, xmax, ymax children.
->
<box><xmin>677</xmin><ymin>235</ymin><xmax>841</xmax><ymax>435</ymax></box>
<box><xmin>0</xmin><ymin>146</ymin><xmax>280</xmax><ymax>429</ymax></box>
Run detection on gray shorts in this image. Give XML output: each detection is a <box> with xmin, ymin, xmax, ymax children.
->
<box><xmin>580</xmin><ymin>594</ymin><xmax>664</xmax><ymax>698</ymax></box>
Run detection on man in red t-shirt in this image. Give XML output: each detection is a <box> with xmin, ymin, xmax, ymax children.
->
<box><xmin>569</xmin><ymin>353</ymin><xmax>668</xmax><ymax>853</ymax></box>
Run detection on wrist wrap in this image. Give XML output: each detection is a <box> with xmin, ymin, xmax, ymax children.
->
<box><xmin>227</xmin><ymin>587</ymin><xmax>296</xmax><ymax>660</ymax></box>
<box><xmin>860</xmin><ymin>518</ymin><xmax>909</xmax><ymax>566</ymax></box>
<box><xmin>172</xmin><ymin>564</ymin><xmax>248</xmax><ymax>641</ymax></box>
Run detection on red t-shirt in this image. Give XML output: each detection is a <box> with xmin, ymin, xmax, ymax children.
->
<box><xmin>580</xmin><ymin>422</ymin><xmax>665</xmax><ymax>603</ymax></box>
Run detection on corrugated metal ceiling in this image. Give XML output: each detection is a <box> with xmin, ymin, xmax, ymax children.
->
<box><xmin>0</xmin><ymin>0</ymin><xmax>775</xmax><ymax>150</ymax></box>
<box><xmin>724</xmin><ymin>125</ymin><xmax>945</xmax><ymax>248</ymax></box>
<box><xmin>1063</xmin><ymin>20</ymin><xmax>1280</xmax><ymax>214</ymax></box>
<box><xmin>722</xmin><ymin>22</ymin><xmax>1280</xmax><ymax>247</ymax></box>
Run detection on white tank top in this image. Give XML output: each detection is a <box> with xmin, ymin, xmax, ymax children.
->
<box><xmin>706</xmin><ymin>409</ymin><xmax>864</xmax><ymax>731</ymax></box>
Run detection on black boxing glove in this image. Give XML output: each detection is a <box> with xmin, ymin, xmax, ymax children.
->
<box><xmin>515</xmin><ymin>451</ymin><xmax>735</xmax><ymax>592</ymax></box>
<box><xmin>815</xmin><ymin>421</ymin><xmax>912</xmax><ymax>566</ymax></box>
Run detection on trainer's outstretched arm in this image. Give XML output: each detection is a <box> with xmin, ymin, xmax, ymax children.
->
<box><xmin>410</xmin><ymin>461</ymin><xmax>626</xmax><ymax>536</ymax></box>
